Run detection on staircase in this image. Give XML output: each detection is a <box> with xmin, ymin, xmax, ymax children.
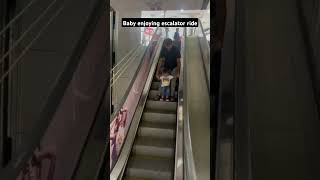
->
<box><xmin>124</xmin><ymin>80</ymin><xmax>177</xmax><ymax>180</ymax></box>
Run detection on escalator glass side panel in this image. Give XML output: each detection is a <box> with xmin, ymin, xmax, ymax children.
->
<box><xmin>109</xmin><ymin>28</ymin><xmax>161</xmax><ymax>171</ymax></box>
<box><xmin>109</xmin><ymin>37</ymin><xmax>164</xmax><ymax>180</ymax></box>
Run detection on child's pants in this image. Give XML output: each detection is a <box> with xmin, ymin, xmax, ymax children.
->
<box><xmin>159</xmin><ymin>67</ymin><xmax>177</xmax><ymax>97</ymax></box>
<box><xmin>160</xmin><ymin>86</ymin><xmax>170</xmax><ymax>97</ymax></box>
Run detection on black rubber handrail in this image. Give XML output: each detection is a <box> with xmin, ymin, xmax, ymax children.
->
<box><xmin>0</xmin><ymin>0</ymin><xmax>107</xmax><ymax>179</ymax></box>
<box><xmin>198</xmin><ymin>20</ymin><xmax>210</xmax><ymax>92</ymax></box>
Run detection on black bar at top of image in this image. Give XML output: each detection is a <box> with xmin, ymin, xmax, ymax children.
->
<box><xmin>122</xmin><ymin>18</ymin><xmax>199</xmax><ymax>27</ymax></box>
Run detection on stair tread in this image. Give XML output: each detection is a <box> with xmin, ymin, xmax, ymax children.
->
<box><xmin>140</xmin><ymin>121</ymin><xmax>176</xmax><ymax>130</ymax></box>
<box><xmin>135</xmin><ymin>136</ymin><xmax>175</xmax><ymax>148</ymax></box>
<box><xmin>145</xmin><ymin>100</ymin><xmax>177</xmax><ymax>112</ymax></box>
<box><xmin>146</xmin><ymin>100</ymin><xmax>177</xmax><ymax>105</ymax></box>
<box><xmin>124</xmin><ymin>177</ymin><xmax>150</xmax><ymax>180</ymax></box>
<box><xmin>151</xmin><ymin>82</ymin><xmax>161</xmax><ymax>90</ymax></box>
<box><xmin>149</xmin><ymin>90</ymin><xmax>160</xmax><ymax>94</ymax></box>
<box><xmin>143</xmin><ymin>109</ymin><xmax>177</xmax><ymax>115</ymax></box>
<box><xmin>148</xmin><ymin>90</ymin><xmax>161</xmax><ymax>100</ymax></box>
<box><xmin>149</xmin><ymin>89</ymin><xmax>160</xmax><ymax>93</ymax></box>
<box><xmin>127</xmin><ymin>155</ymin><xmax>174</xmax><ymax>172</ymax></box>
<box><xmin>142</xmin><ymin>111</ymin><xmax>176</xmax><ymax>125</ymax></box>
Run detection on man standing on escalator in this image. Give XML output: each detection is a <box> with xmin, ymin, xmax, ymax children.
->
<box><xmin>173</xmin><ymin>28</ymin><xmax>181</xmax><ymax>51</ymax></box>
<box><xmin>156</xmin><ymin>38</ymin><xmax>181</xmax><ymax>101</ymax></box>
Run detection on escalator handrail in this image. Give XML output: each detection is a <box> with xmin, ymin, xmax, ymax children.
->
<box><xmin>181</xmin><ymin>27</ymin><xmax>198</xmax><ymax>180</ymax></box>
<box><xmin>110</xmin><ymin>27</ymin><xmax>159</xmax><ymax>123</ymax></box>
<box><xmin>174</xmin><ymin>27</ymin><xmax>185</xmax><ymax>180</ymax></box>
<box><xmin>199</xmin><ymin>20</ymin><xmax>210</xmax><ymax>51</ymax></box>
<box><xmin>198</xmin><ymin>20</ymin><xmax>210</xmax><ymax>91</ymax></box>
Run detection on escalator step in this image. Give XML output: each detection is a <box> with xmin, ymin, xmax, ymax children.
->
<box><xmin>124</xmin><ymin>177</ymin><xmax>150</xmax><ymax>180</ymax></box>
<box><xmin>145</xmin><ymin>100</ymin><xmax>177</xmax><ymax>112</ymax></box>
<box><xmin>151</xmin><ymin>82</ymin><xmax>161</xmax><ymax>90</ymax></box>
<box><xmin>138</xmin><ymin>122</ymin><xmax>176</xmax><ymax>139</ymax></box>
<box><xmin>148</xmin><ymin>90</ymin><xmax>160</xmax><ymax>99</ymax></box>
<box><xmin>125</xmin><ymin>155</ymin><xmax>174</xmax><ymax>180</ymax></box>
<box><xmin>142</xmin><ymin>111</ymin><xmax>176</xmax><ymax>124</ymax></box>
<box><xmin>132</xmin><ymin>136</ymin><xmax>175</xmax><ymax>158</ymax></box>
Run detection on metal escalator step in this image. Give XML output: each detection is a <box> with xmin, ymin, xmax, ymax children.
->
<box><xmin>132</xmin><ymin>136</ymin><xmax>175</xmax><ymax>158</ymax></box>
<box><xmin>124</xmin><ymin>177</ymin><xmax>150</xmax><ymax>180</ymax></box>
<box><xmin>145</xmin><ymin>100</ymin><xmax>177</xmax><ymax>112</ymax></box>
<box><xmin>148</xmin><ymin>90</ymin><xmax>160</xmax><ymax>99</ymax></box>
<box><xmin>138</xmin><ymin>122</ymin><xmax>176</xmax><ymax>139</ymax></box>
<box><xmin>125</xmin><ymin>155</ymin><xmax>173</xmax><ymax>180</ymax></box>
<box><xmin>151</xmin><ymin>81</ymin><xmax>161</xmax><ymax>90</ymax></box>
<box><xmin>142</xmin><ymin>111</ymin><xmax>176</xmax><ymax>124</ymax></box>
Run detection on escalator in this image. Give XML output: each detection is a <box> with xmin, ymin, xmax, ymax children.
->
<box><xmin>123</xmin><ymin>75</ymin><xmax>177</xmax><ymax>180</ymax></box>
<box><xmin>105</xmin><ymin>27</ymin><xmax>181</xmax><ymax>179</ymax></box>
<box><xmin>105</xmin><ymin>24</ymin><xmax>210</xmax><ymax>180</ymax></box>
<box><xmin>112</xmin><ymin>32</ymin><xmax>209</xmax><ymax>180</ymax></box>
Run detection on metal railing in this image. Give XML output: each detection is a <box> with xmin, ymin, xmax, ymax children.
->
<box><xmin>174</xmin><ymin>27</ymin><xmax>185</xmax><ymax>180</ymax></box>
<box><xmin>0</xmin><ymin>0</ymin><xmax>39</xmax><ymax>36</ymax></box>
<box><xmin>110</xmin><ymin>45</ymin><xmax>145</xmax><ymax>88</ymax></box>
<box><xmin>110</xmin><ymin>44</ymin><xmax>140</xmax><ymax>73</ymax></box>
<box><xmin>0</xmin><ymin>0</ymin><xmax>67</xmax><ymax>83</ymax></box>
<box><xmin>110</xmin><ymin>28</ymin><xmax>158</xmax><ymax>121</ymax></box>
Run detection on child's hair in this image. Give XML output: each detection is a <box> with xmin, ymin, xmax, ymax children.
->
<box><xmin>161</xmin><ymin>67</ymin><xmax>169</xmax><ymax>75</ymax></box>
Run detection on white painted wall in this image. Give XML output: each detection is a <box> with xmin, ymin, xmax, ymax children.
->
<box><xmin>111</xmin><ymin>8</ymin><xmax>142</xmax><ymax>111</ymax></box>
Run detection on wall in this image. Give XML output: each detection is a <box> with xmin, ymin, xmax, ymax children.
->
<box><xmin>111</xmin><ymin>9</ymin><xmax>142</xmax><ymax>111</ymax></box>
<box><xmin>9</xmin><ymin>0</ymin><xmax>100</xmax><ymax>162</ymax></box>
<box><xmin>234</xmin><ymin>0</ymin><xmax>320</xmax><ymax>179</ymax></box>
<box><xmin>38</xmin><ymin>10</ymin><xmax>107</xmax><ymax>179</ymax></box>
<box><xmin>110</xmin><ymin>0</ymin><xmax>142</xmax><ymax>110</ymax></box>
<box><xmin>299</xmin><ymin>0</ymin><xmax>320</xmax><ymax>103</ymax></box>
<box><xmin>0</xmin><ymin>0</ymin><xmax>6</xmax><ymax>167</ymax></box>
